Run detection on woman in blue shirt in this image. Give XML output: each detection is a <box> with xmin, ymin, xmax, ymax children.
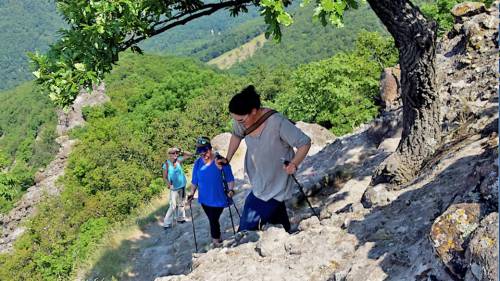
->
<box><xmin>188</xmin><ymin>137</ymin><xmax>235</xmax><ymax>247</ymax></box>
<box><xmin>162</xmin><ymin>147</ymin><xmax>193</xmax><ymax>229</ymax></box>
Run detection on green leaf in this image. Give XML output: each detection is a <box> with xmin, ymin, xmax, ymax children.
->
<box><xmin>74</xmin><ymin>63</ymin><xmax>86</xmax><ymax>72</ymax></box>
<box><xmin>321</xmin><ymin>0</ymin><xmax>335</xmax><ymax>12</ymax></box>
<box><xmin>277</xmin><ymin>13</ymin><xmax>293</xmax><ymax>26</ymax></box>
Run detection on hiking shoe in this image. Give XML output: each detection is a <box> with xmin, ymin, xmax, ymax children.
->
<box><xmin>177</xmin><ymin>219</ymin><xmax>186</xmax><ymax>224</ymax></box>
<box><xmin>163</xmin><ymin>225</ymin><xmax>172</xmax><ymax>230</ymax></box>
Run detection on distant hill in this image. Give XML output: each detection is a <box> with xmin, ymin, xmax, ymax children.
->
<box><xmin>229</xmin><ymin>4</ymin><xmax>387</xmax><ymax>74</ymax></box>
<box><xmin>0</xmin><ymin>2</ymin><xmax>264</xmax><ymax>91</ymax></box>
<box><xmin>140</xmin><ymin>9</ymin><xmax>266</xmax><ymax>61</ymax></box>
<box><xmin>0</xmin><ymin>0</ymin><xmax>65</xmax><ymax>90</ymax></box>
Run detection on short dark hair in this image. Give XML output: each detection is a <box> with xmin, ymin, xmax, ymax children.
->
<box><xmin>228</xmin><ymin>85</ymin><xmax>261</xmax><ymax>115</ymax></box>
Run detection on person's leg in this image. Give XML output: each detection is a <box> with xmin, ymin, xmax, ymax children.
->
<box><xmin>176</xmin><ymin>187</ymin><xmax>187</xmax><ymax>222</ymax></box>
<box><xmin>163</xmin><ymin>189</ymin><xmax>179</xmax><ymax>227</ymax></box>
<box><xmin>238</xmin><ymin>193</ymin><xmax>290</xmax><ymax>232</ymax></box>
<box><xmin>268</xmin><ymin>200</ymin><xmax>291</xmax><ymax>233</ymax></box>
<box><xmin>201</xmin><ymin>204</ymin><xmax>224</xmax><ymax>242</ymax></box>
<box><xmin>238</xmin><ymin>192</ymin><xmax>270</xmax><ymax>231</ymax></box>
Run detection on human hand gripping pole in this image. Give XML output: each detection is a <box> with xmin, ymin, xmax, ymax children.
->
<box><xmin>281</xmin><ymin>158</ymin><xmax>320</xmax><ymax>221</ymax></box>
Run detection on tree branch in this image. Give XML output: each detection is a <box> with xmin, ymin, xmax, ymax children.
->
<box><xmin>120</xmin><ymin>0</ymin><xmax>255</xmax><ymax>51</ymax></box>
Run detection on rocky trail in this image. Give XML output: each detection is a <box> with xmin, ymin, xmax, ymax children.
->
<box><xmin>83</xmin><ymin>121</ymin><xmax>338</xmax><ymax>281</ymax></box>
<box><xmin>149</xmin><ymin>4</ymin><xmax>496</xmax><ymax>281</ymax></box>
<box><xmin>4</xmin><ymin>2</ymin><xmax>497</xmax><ymax>281</ymax></box>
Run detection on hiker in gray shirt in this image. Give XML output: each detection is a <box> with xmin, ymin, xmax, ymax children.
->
<box><xmin>218</xmin><ymin>85</ymin><xmax>311</xmax><ymax>232</ymax></box>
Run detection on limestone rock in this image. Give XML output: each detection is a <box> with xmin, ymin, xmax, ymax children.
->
<box><xmin>379</xmin><ymin>65</ymin><xmax>401</xmax><ymax>109</ymax></box>
<box><xmin>479</xmin><ymin>171</ymin><xmax>498</xmax><ymax>211</ymax></box>
<box><xmin>211</xmin><ymin>132</ymin><xmax>247</xmax><ymax>180</ymax></box>
<box><xmin>430</xmin><ymin>203</ymin><xmax>484</xmax><ymax>277</ymax></box>
<box><xmin>295</xmin><ymin>121</ymin><xmax>336</xmax><ymax>156</ymax></box>
<box><xmin>56</xmin><ymin>83</ymin><xmax>109</xmax><ymax>135</ymax></box>
<box><xmin>464</xmin><ymin>212</ymin><xmax>498</xmax><ymax>281</ymax></box>
<box><xmin>361</xmin><ymin>184</ymin><xmax>395</xmax><ymax>208</ymax></box>
<box><xmin>451</xmin><ymin>2</ymin><xmax>486</xmax><ymax>18</ymax></box>
<box><xmin>437</xmin><ymin>1</ymin><xmax>498</xmax><ymax>136</ymax></box>
<box><xmin>367</xmin><ymin>109</ymin><xmax>402</xmax><ymax>147</ymax></box>
<box><xmin>254</xmin><ymin>227</ymin><xmax>288</xmax><ymax>257</ymax></box>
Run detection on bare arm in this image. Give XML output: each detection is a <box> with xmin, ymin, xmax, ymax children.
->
<box><xmin>284</xmin><ymin>142</ymin><xmax>311</xmax><ymax>174</ymax></box>
<box><xmin>188</xmin><ymin>184</ymin><xmax>198</xmax><ymax>201</ymax></box>
<box><xmin>226</xmin><ymin>134</ymin><xmax>242</xmax><ymax>163</ymax></box>
<box><xmin>162</xmin><ymin>166</ymin><xmax>172</xmax><ymax>189</ymax></box>
<box><xmin>178</xmin><ymin>150</ymin><xmax>194</xmax><ymax>163</ymax></box>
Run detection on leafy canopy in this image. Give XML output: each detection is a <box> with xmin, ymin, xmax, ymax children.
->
<box><xmin>32</xmin><ymin>0</ymin><xmax>361</xmax><ymax>107</ymax></box>
<box><xmin>273</xmin><ymin>31</ymin><xmax>398</xmax><ymax>135</ymax></box>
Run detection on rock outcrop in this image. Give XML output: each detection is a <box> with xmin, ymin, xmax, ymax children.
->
<box><xmin>0</xmin><ymin>84</ymin><xmax>109</xmax><ymax>253</ymax></box>
<box><xmin>379</xmin><ymin>65</ymin><xmax>401</xmax><ymax>109</ymax></box>
<box><xmin>464</xmin><ymin>212</ymin><xmax>498</xmax><ymax>281</ymax></box>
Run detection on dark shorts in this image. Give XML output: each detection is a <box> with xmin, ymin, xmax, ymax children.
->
<box><xmin>238</xmin><ymin>192</ymin><xmax>291</xmax><ymax>233</ymax></box>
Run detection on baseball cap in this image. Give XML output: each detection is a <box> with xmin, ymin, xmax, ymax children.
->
<box><xmin>195</xmin><ymin>136</ymin><xmax>211</xmax><ymax>154</ymax></box>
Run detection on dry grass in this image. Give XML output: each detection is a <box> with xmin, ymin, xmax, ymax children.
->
<box><xmin>208</xmin><ymin>33</ymin><xmax>267</xmax><ymax>69</ymax></box>
<box><xmin>74</xmin><ymin>191</ymin><xmax>169</xmax><ymax>280</ymax></box>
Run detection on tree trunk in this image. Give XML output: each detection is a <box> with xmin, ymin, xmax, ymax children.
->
<box><xmin>367</xmin><ymin>0</ymin><xmax>441</xmax><ymax>186</ymax></box>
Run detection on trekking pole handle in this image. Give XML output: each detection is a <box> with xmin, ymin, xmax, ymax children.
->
<box><xmin>281</xmin><ymin>158</ymin><xmax>296</xmax><ymax>170</ymax></box>
<box><xmin>282</xmin><ymin>158</ymin><xmax>290</xmax><ymax>166</ymax></box>
<box><xmin>215</xmin><ymin>151</ymin><xmax>228</xmax><ymax>165</ymax></box>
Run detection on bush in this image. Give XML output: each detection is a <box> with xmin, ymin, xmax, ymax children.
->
<box><xmin>274</xmin><ymin>31</ymin><xmax>398</xmax><ymax>135</ymax></box>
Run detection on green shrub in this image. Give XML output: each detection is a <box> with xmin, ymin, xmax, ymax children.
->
<box><xmin>420</xmin><ymin>0</ymin><xmax>493</xmax><ymax>35</ymax></box>
<box><xmin>274</xmin><ymin>31</ymin><xmax>398</xmax><ymax>135</ymax></box>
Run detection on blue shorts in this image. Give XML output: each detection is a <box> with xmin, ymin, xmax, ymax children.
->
<box><xmin>238</xmin><ymin>192</ymin><xmax>291</xmax><ymax>233</ymax></box>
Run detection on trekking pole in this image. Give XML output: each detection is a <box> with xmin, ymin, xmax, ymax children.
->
<box><xmin>215</xmin><ymin>152</ymin><xmax>240</xmax><ymax>234</ymax></box>
<box><xmin>188</xmin><ymin>199</ymin><xmax>198</xmax><ymax>252</ymax></box>
<box><xmin>282</xmin><ymin>159</ymin><xmax>321</xmax><ymax>221</ymax></box>
<box><xmin>220</xmin><ymin>166</ymin><xmax>237</xmax><ymax>235</ymax></box>
<box><xmin>227</xmin><ymin>198</ymin><xmax>237</xmax><ymax>235</ymax></box>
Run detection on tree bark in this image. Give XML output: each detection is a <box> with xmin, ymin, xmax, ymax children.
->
<box><xmin>367</xmin><ymin>0</ymin><xmax>441</xmax><ymax>186</ymax></box>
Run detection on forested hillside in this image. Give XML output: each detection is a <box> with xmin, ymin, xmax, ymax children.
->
<box><xmin>0</xmin><ymin>0</ymin><xmax>64</xmax><ymax>90</ymax></box>
<box><xmin>0</xmin><ymin>54</ymin><xmax>244</xmax><ymax>280</ymax></box>
<box><xmin>230</xmin><ymin>4</ymin><xmax>386</xmax><ymax>74</ymax></box>
<box><xmin>0</xmin><ymin>83</ymin><xmax>59</xmax><ymax>213</ymax></box>
<box><xmin>1</xmin><ymin>1</ymin><xmax>486</xmax><ymax>280</ymax></box>
<box><xmin>0</xmin><ymin>0</ymin><xmax>264</xmax><ymax>91</ymax></box>
<box><xmin>141</xmin><ymin>8</ymin><xmax>267</xmax><ymax>61</ymax></box>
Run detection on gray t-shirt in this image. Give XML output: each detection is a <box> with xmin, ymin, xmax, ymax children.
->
<box><xmin>232</xmin><ymin>112</ymin><xmax>311</xmax><ymax>201</ymax></box>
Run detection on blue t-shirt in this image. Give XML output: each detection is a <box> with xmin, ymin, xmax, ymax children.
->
<box><xmin>191</xmin><ymin>158</ymin><xmax>235</xmax><ymax>208</ymax></box>
<box><xmin>162</xmin><ymin>158</ymin><xmax>187</xmax><ymax>190</ymax></box>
